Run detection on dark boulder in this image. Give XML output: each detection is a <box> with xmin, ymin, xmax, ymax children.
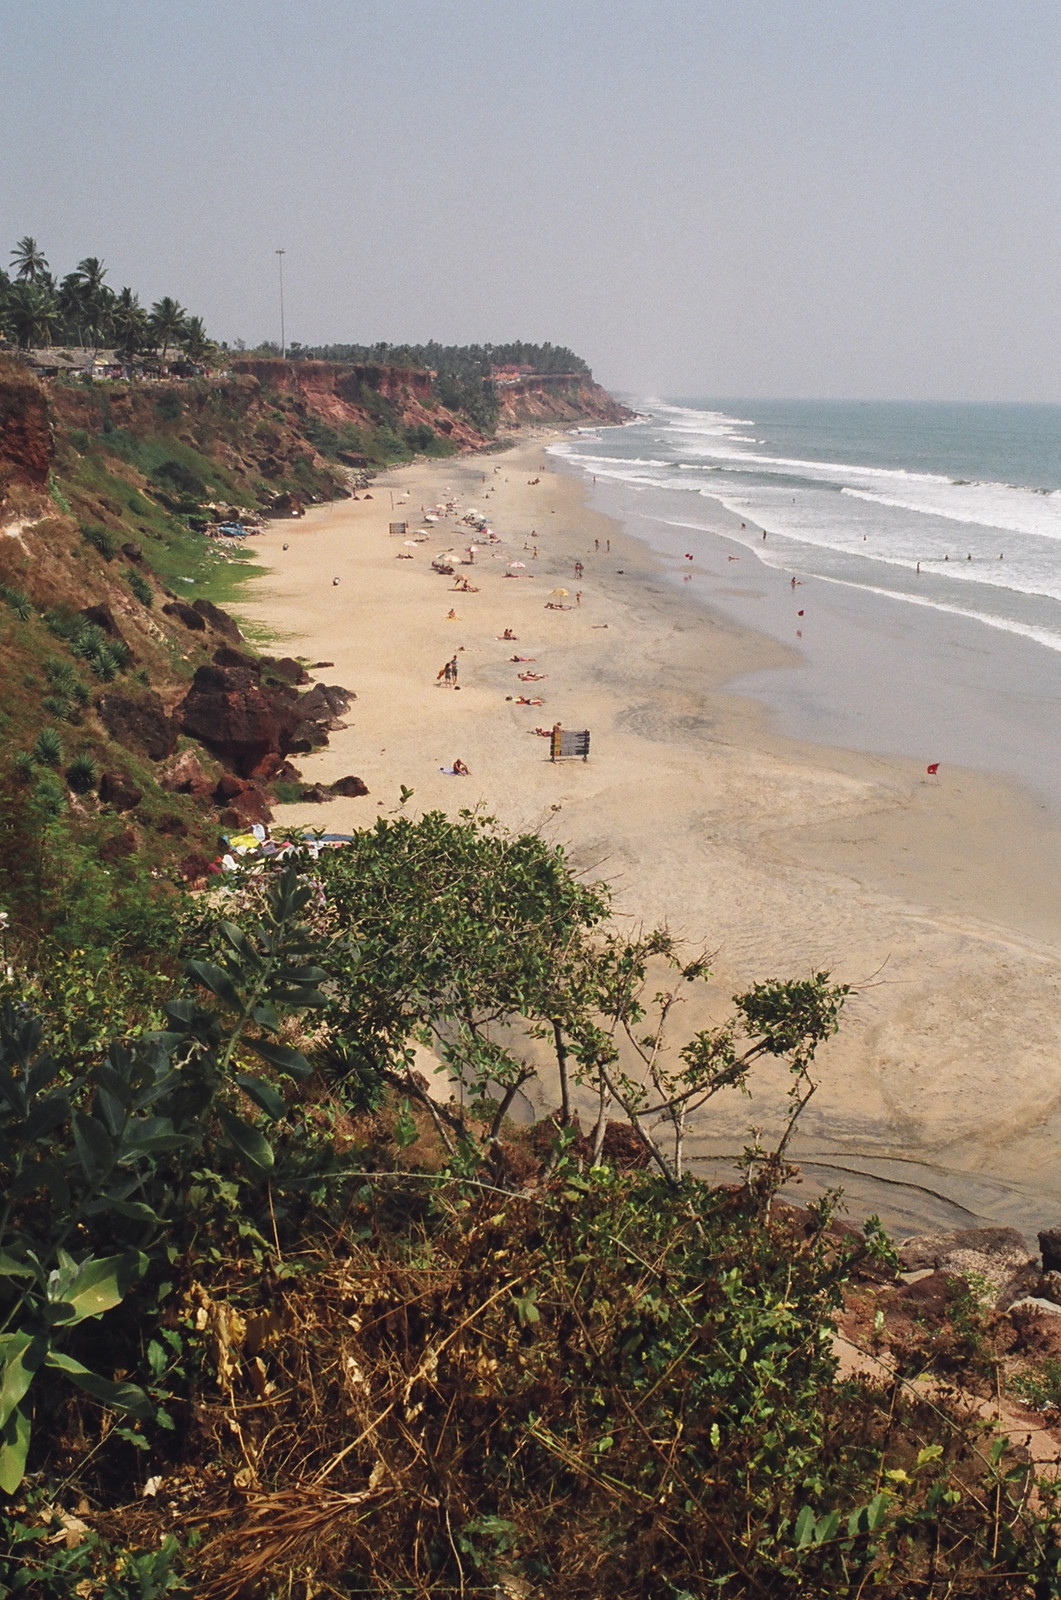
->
<box><xmin>1039</xmin><ymin>1230</ymin><xmax>1061</xmax><ymax>1274</ymax></box>
<box><xmin>193</xmin><ymin>598</ymin><xmax>242</xmax><ymax>641</ymax></box>
<box><xmin>178</xmin><ymin>851</ymin><xmax>214</xmax><ymax>886</ymax></box>
<box><xmin>898</xmin><ymin>1227</ymin><xmax>1038</xmax><ymax>1311</ymax></box>
<box><xmin>177</xmin><ymin>665</ymin><xmax>354</xmax><ymax>777</ymax></box>
<box><xmin>212</xmin><ymin>645</ymin><xmax>260</xmax><ymax>672</ymax></box>
<box><xmin>178</xmin><ymin>662</ymin><xmax>302</xmax><ymax>776</ymax></box>
<box><xmin>219</xmin><ymin>786</ymin><xmax>272</xmax><ymax>828</ymax></box>
<box><xmin>96</xmin><ymin>691</ymin><xmax>177</xmax><ymax>761</ymax></box>
<box><xmin>153</xmin><ymin>813</ymin><xmax>189</xmax><ymax>838</ymax></box>
<box><xmin>121</xmin><ymin>542</ymin><xmax>143</xmax><ymax>563</ymax></box>
<box><xmin>163</xmin><ymin>600</ymin><xmax>207</xmax><ymax>631</ymax></box>
<box><xmin>288</xmin><ymin>683</ymin><xmax>355</xmax><ymax>752</ymax></box>
<box><xmin>80</xmin><ymin>604</ymin><xmax>128</xmax><ymax>644</ymax></box>
<box><xmin>300</xmin><ymin>783</ymin><xmax>334</xmax><ymax>804</ymax></box>
<box><xmin>330</xmin><ymin>774</ymin><xmax>369</xmax><ymax>797</ymax></box>
<box><xmin>99</xmin><ymin>825</ymin><xmax>140</xmax><ymax>860</ymax></box>
<box><xmin>98</xmin><ymin>771</ymin><xmax>143</xmax><ymax>812</ymax></box>
<box><xmin>261</xmin><ymin>655</ymin><xmax>310</xmax><ymax>685</ymax></box>
<box><xmin>890</xmin><ymin>1270</ymin><xmax>962</xmax><ymax>1320</ymax></box>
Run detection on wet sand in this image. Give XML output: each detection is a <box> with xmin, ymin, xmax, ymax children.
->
<box><xmin>236</xmin><ymin>436</ymin><xmax>1061</xmax><ymax>1240</ymax></box>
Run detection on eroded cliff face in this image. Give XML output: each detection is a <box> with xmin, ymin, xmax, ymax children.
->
<box><xmin>230</xmin><ymin>359</ymin><xmax>488</xmax><ymax>451</ymax></box>
<box><xmin>0</xmin><ymin>356</ymin><xmax>54</xmax><ymax>515</ymax></box>
<box><xmin>228</xmin><ymin>358</ymin><xmax>633</xmax><ymax>445</ymax></box>
<box><xmin>494</xmin><ymin>373</ymin><xmax>633</xmax><ymax>428</ymax></box>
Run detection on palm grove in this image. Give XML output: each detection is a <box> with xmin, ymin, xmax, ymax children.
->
<box><xmin>0</xmin><ymin>237</ymin><xmax>214</xmax><ymax>364</ymax></box>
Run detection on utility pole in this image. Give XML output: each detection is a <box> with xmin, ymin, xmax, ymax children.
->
<box><xmin>275</xmin><ymin>249</ymin><xmax>286</xmax><ymax>358</ymax></box>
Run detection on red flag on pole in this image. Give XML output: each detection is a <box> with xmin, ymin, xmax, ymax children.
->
<box><xmin>926</xmin><ymin>762</ymin><xmax>940</xmax><ymax>775</ymax></box>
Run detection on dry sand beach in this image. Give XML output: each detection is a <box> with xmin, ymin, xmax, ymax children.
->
<box><xmin>237</xmin><ymin>436</ymin><xmax>1061</xmax><ymax>1239</ymax></box>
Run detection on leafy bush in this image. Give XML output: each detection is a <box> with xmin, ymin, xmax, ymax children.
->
<box><xmin>0</xmin><ymin>587</ymin><xmax>32</xmax><ymax>621</ymax></box>
<box><xmin>150</xmin><ymin>458</ymin><xmax>204</xmax><ymax>498</ymax></box>
<box><xmin>80</xmin><ymin>522</ymin><xmax>116</xmax><ymax>560</ymax></box>
<box><xmin>41</xmin><ymin>693</ymin><xmax>81</xmax><ymax>725</ymax></box>
<box><xmin>155</xmin><ymin>391</ymin><xmax>183</xmax><ymax>423</ymax></box>
<box><xmin>32</xmin><ymin>727</ymin><xmax>63</xmax><ymax>767</ymax></box>
<box><xmin>0</xmin><ymin>859</ymin><xmax>328</xmax><ymax>1493</ymax></box>
<box><xmin>405</xmin><ymin>421</ymin><xmax>437</xmax><ymax>453</ymax></box>
<box><xmin>66</xmin><ymin>753</ymin><xmax>97</xmax><ymax>793</ymax></box>
<box><xmin>126</xmin><ymin>567</ymin><xmax>154</xmax><ymax>606</ymax></box>
<box><xmin>44</xmin><ymin>613</ymin><xmax>131</xmax><ymax>681</ymax></box>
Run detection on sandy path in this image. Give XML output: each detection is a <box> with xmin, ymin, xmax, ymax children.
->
<box><xmin>235</xmin><ymin>436</ymin><xmax>1061</xmax><ymax>1237</ymax></box>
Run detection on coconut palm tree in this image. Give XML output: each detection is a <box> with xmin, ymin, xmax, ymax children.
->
<box><xmin>111</xmin><ymin>287</ymin><xmax>147</xmax><ymax>360</ymax></box>
<box><xmin>177</xmin><ymin>314</ymin><xmax>215</xmax><ymax>365</ymax></box>
<box><xmin>10</xmin><ymin>237</ymin><xmax>50</xmax><ymax>284</ymax></box>
<box><xmin>149</xmin><ymin>296</ymin><xmax>186</xmax><ymax>367</ymax></box>
<box><xmin>4</xmin><ymin>281</ymin><xmax>59</xmax><ymax>347</ymax></box>
<box><xmin>57</xmin><ymin>272</ymin><xmax>90</xmax><ymax>344</ymax></box>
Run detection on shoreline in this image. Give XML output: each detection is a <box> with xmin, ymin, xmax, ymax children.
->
<box><xmin>236</xmin><ymin>432</ymin><xmax>1061</xmax><ymax>1240</ymax></box>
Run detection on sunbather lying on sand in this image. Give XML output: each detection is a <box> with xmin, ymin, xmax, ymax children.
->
<box><xmin>510</xmin><ymin>655</ymin><xmax>535</xmax><ymax>662</ymax></box>
<box><xmin>510</xmin><ymin>696</ymin><xmax>544</xmax><ymax>706</ymax></box>
<box><xmin>518</xmin><ymin>672</ymin><xmax>546</xmax><ymax>681</ymax></box>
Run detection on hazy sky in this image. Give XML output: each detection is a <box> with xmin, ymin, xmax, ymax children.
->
<box><xmin>3</xmin><ymin>0</ymin><xmax>1059</xmax><ymax>400</ymax></box>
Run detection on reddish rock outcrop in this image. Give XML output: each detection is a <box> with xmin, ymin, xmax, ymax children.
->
<box><xmin>159</xmin><ymin>749</ymin><xmax>213</xmax><ymax>796</ymax></box>
<box><xmin>177</xmin><ymin>658</ymin><xmax>354</xmax><ymax>776</ymax></box>
<box><xmin>0</xmin><ymin>358</ymin><xmax>53</xmax><ymax>502</ymax></box>
<box><xmin>192</xmin><ymin>598</ymin><xmax>242</xmax><ymax>640</ymax></box>
<box><xmin>96</xmin><ymin>691</ymin><xmax>177</xmax><ymax>761</ymax></box>
<box><xmin>261</xmin><ymin>655</ymin><xmax>310</xmax><ymax>686</ymax></box>
<box><xmin>215</xmin><ymin>773</ymin><xmax>272</xmax><ymax>827</ymax></box>
<box><xmin>162</xmin><ymin>600</ymin><xmax>207</xmax><ymax>631</ymax></box>
<box><xmin>330</xmin><ymin>774</ymin><xmax>369</xmax><ymax>797</ymax></box>
<box><xmin>179</xmin><ymin>661</ymin><xmax>299</xmax><ymax>775</ymax></box>
<box><xmin>98</xmin><ymin>771</ymin><xmax>143</xmax><ymax>812</ymax></box>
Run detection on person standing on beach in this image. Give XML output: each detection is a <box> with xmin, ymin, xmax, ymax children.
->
<box><xmin>449</xmin><ymin>655</ymin><xmax>459</xmax><ymax>687</ymax></box>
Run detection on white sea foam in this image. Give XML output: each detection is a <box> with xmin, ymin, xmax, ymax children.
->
<box><xmin>558</xmin><ymin>398</ymin><xmax>1061</xmax><ymax>657</ymax></box>
<box><xmin>841</xmin><ymin>485</ymin><xmax>1061</xmax><ymax>540</ymax></box>
<box><xmin>808</xmin><ymin>573</ymin><xmax>1061</xmax><ymax>655</ymax></box>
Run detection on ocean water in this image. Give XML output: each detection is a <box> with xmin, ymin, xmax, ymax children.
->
<box><xmin>552</xmin><ymin>399</ymin><xmax>1061</xmax><ymax>806</ymax></box>
<box><xmin>555</xmin><ymin>399</ymin><xmax>1061</xmax><ymax>654</ymax></box>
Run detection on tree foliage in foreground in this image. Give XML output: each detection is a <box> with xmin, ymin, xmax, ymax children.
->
<box><xmin>314</xmin><ymin>808</ymin><xmax>847</xmax><ymax>1186</ymax></box>
<box><xmin>1</xmin><ymin>820</ymin><xmax>1061</xmax><ymax>1595</ymax></box>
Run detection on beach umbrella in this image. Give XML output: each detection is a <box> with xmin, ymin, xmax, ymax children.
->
<box><xmin>508</xmin><ymin>560</ymin><xmax>526</xmax><ymax>570</ymax></box>
<box><xmin>551</xmin><ymin>587</ymin><xmax>569</xmax><ymax>597</ymax></box>
<box><xmin>404</xmin><ymin>539</ymin><xmax>419</xmax><ymax>547</ymax></box>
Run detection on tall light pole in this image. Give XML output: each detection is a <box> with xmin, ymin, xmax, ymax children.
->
<box><xmin>275</xmin><ymin>249</ymin><xmax>286</xmax><ymax>358</ymax></box>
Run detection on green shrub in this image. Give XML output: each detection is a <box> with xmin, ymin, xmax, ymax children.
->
<box><xmin>126</xmin><ymin>568</ymin><xmax>154</xmax><ymax>606</ymax></box>
<box><xmin>12</xmin><ymin>751</ymin><xmax>35</xmax><ymax>783</ymax></box>
<box><xmin>80</xmin><ymin>522</ymin><xmax>117</xmax><ymax>560</ymax></box>
<box><xmin>66</xmin><ymin>753</ymin><xmax>98</xmax><ymax>794</ymax></box>
<box><xmin>41</xmin><ymin>694</ymin><xmax>81</xmax><ymax>725</ymax></box>
<box><xmin>33</xmin><ymin>728</ymin><xmax>63</xmax><ymax>768</ymax></box>
<box><xmin>31</xmin><ymin>771</ymin><xmax>67</xmax><ymax>816</ymax></box>
<box><xmin>151</xmin><ymin>458</ymin><xmax>203</xmax><ymax>497</ymax></box>
<box><xmin>1</xmin><ymin>587</ymin><xmax>32</xmax><ymax>622</ymax></box>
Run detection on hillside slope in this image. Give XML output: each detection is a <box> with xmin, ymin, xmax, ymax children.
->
<box><xmin>0</xmin><ymin>352</ymin><xmax>628</xmax><ymax>946</ymax></box>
